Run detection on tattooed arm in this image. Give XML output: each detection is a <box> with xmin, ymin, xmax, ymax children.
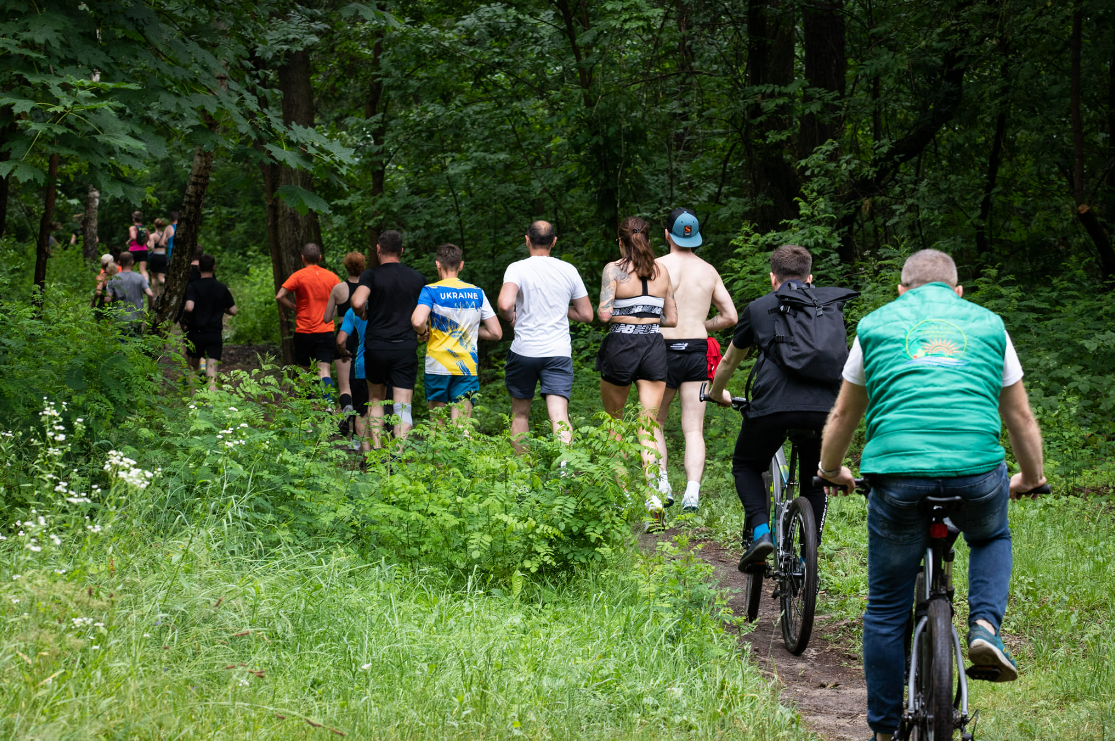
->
<box><xmin>598</xmin><ymin>262</ymin><xmax>619</xmax><ymax>323</ymax></box>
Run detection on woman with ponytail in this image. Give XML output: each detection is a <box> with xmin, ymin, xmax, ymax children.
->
<box><xmin>597</xmin><ymin>216</ymin><xmax>678</xmax><ymax>530</ymax></box>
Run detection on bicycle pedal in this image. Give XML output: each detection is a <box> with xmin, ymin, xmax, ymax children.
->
<box><xmin>742</xmin><ymin>562</ymin><xmax>766</xmax><ymax>575</ymax></box>
<box><xmin>965</xmin><ymin>664</ymin><xmax>1002</xmax><ymax>682</ymax></box>
<box><xmin>771</xmin><ymin>588</ymin><xmax>781</xmax><ymax>599</ymax></box>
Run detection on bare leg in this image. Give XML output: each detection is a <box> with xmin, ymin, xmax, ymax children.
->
<box><xmin>391</xmin><ymin>387</ymin><xmax>414</xmax><ymax>439</ymax></box>
<box><xmin>205</xmin><ymin>359</ymin><xmax>219</xmax><ymax>392</ymax></box>
<box><xmin>138</xmin><ymin>260</ymin><xmax>149</xmax><ymax>282</ymax></box>
<box><xmin>545</xmin><ymin>394</ymin><xmax>573</xmax><ymax>444</ymax></box>
<box><xmin>315</xmin><ymin>361</ymin><xmax>331</xmax><ymax>379</ymax></box>
<box><xmin>634</xmin><ymin>379</ymin><xmax>666</xmax><ymax>478</ymax></box>
<box><xmin>510</xmin><ymin>396</ymin><xmax>532</xmax><ymax>454</ymax></box>
<box><xmin>354</xmin><ymin>408</ymin><xmax>370</xmax><ymax>452</ymax></box>
<box><xmin>677</xmin><ymin>381</ymin><xmax>707</xmax><ymax>484</ymax></box>
<box><xmin>450</xmin><ymin>398</ymin><xmax>473</xmax><ymax>420</ymax></box>
<box><xmin>335</xmin><ymin>358</ymin><xmax>352</xmax><ymax>400</ymax></box>
<box><xmin>654</xmin><ymin>386</ymin><xmax>678</xmax><ymax>490</ymax></box>
<box><xmin>368</xmin><ymin>381</ymin><xmax>388</xmax><ymax>449</ymax></box>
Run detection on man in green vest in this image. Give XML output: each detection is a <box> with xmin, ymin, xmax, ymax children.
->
<box><xmin>817</xmin><ymin>249</ymin><xmax>1046</xmax><ymax>741</ymax></box>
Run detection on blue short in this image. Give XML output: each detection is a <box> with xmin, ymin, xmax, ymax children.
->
<box><xmin>504</xmin><ymin>350</ymin><xmax>574</xmax><ymax>400</ymax></box>
<box><xmin>425</xmin><ymin>373</ymin><xmax>479</xmax><ymax>404</ymax></box>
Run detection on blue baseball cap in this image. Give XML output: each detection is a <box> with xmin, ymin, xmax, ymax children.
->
<box><xmin>666</xmin><ymin>207</ymin><xmax>702</xmax><ymax>248</ymax></box>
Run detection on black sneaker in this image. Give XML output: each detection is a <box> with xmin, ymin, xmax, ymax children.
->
<box><xmin>738</xmin><ymin>532</ymin><xmax>774</xmax><ymax>572</ymax></box>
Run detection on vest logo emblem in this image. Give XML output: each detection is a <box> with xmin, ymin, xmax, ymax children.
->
<box><xmin>905</xmin><ymin>320</ymin><xmax>968</xmax><ymax>367</ymax></box>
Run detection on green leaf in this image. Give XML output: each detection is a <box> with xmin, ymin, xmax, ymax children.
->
<box><xmin>275</xmin><ymin>184</ymin><xmax>332</xmax><ymax>216</ymax></box>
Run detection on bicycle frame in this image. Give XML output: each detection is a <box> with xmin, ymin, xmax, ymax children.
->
<box><xmin>901</xmin><ymin>503</ymin><xmax>974</xmax><ymax>741</ymax></box>
<box><xmin>769</xmin><ymin>444</ymin><xmax>792</xmax><ymax>565</ymax></box>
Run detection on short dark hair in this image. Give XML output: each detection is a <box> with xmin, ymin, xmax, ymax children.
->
<box><xmin>199</xmin><ymin>253</ymin><xmax>216</xmax><ymax>273</ymax></box>
<box><xmin>301</xmin><ymin>243</ymin><xmax>322</xmax><ymax>263</ymax></box>
<box><xmin>169</xmin><ymin>211</ymin><xmax>180</xmax><ymax>222</ymax></box>
<box><xmin>436</xmin><ymin>243</ymin><xmax>463</xmax><ymax>269</ymax></box>
<box><xmin>378</xmin><ymin>230</ymin><xmax>403</xmax><ymax>255</ymax></box>
<box><xmin>132</xmin><ymin>211</ymin><xmax>143</xmax><ymax>223</ymax></box>
<box><xmin>527</xmin><ymin>220</ymin><xmax>555</xmax><ymax>248</ymax></box>
<box><xmin>118</xmin><ymin>251</ymin><xmax>135</xmax><ymax>268</ymax></box>
<box><xmin>770</xmin><ymin>244</ymin><xmax>812</xmax><ymax>282</ymax></box>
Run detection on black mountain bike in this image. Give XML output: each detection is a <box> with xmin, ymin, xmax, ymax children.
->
<box><xmin>702</xmin><ymin>383</ymin><xmax>819</xmax><ymax>655</ymax></box>
<box><xmin>815</xmin><ymin>476</ymin><xmax>1050</xmax><ymax>740</ymax></box>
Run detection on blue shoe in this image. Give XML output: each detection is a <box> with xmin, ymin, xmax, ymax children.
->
<box><xmin>738</xmin><ymin>532</ymin><xmax>774</xmax><ymax>572</ymax></box>
<box><xmin>967</xmin><ymin>624</ymin><xmax>1018</xmax><ymax>682</ymax></box>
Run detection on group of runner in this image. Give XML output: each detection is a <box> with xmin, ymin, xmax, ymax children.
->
<box><xmin>94</xmin><ymin>210</ymin><xmax>180</xmax><ymax>322</ymax></box>
<box><xmin>92</xmin><ymin>201</ymin><xmax>1048</xmax><ymax>740</ymax></box>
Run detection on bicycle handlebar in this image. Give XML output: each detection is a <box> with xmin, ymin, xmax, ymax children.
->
<box><xmin>810</xmin><ymin>477</ymin><xmax>1052</xmax><ymax>498</ymax></box>
<box><xmin>699</xmin><ymin>382</ymin><xmax>749</xmax><ymax>411</ymax></box>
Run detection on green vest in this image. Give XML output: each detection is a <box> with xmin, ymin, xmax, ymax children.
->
<box><xmin>857</xmin><ymin>283</ymin><xmax>1006</xmax><ymax>476</ymax></box>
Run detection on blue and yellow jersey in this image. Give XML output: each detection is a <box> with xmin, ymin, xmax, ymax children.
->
<box><xmin>417</xmin><ymin>278</ymin><xmax>495</xmax><ymax>376</ymax></box>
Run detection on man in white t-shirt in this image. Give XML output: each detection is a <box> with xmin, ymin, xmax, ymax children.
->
<box><xmin>497</xmin><ymin>220</ymin><xmax>594</xmax><ymax>452</ymax></box>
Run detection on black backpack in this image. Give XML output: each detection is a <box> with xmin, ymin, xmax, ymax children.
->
<box><xmin>746</xmin><ymin>283</ymin><xmax>860</xmax><ymax>395</ymax></box>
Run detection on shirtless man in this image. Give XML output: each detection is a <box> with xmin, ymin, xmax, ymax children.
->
<box><xmin>653</xmin><ymin>207</ymin><xmax>737</xmax><ymax>512</ymax></box>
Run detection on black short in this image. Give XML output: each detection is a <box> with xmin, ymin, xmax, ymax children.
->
<box><xmin>366</xmin><ymin>346</ymin><xmax>418</xmax><ymax>390</ymax></box>
<box><xmin>129</xmin><ymin>248</ymin><xmax>149</xmax><ymax>263</ymax></box>
<box><xmin>595</xmin><ymin>329</ymin><xmax>668</xmax><ymax>386</ymax></box>
<box><xmin>148</xmin><ymin>251</ymin><xmax>168</xmax><ymax>273</ymax></box>
<box><xmin>664</xmin><ymin>337</ymin><xmax>709</xmax><ymax>389</ymax></box>
<box><xmin>351</xmin><ymin>374</ymin><xmax>369</xmax><ymax>415</ymax></box>
<box><xmin>294</xmin><ymin>331</ymin><xmax>335</xmax><ymax>366</ymax></box>
<box><xmin>186</xmin><ymin>332</ymin><xmax>223</xmax><ymax>360</ymax></box>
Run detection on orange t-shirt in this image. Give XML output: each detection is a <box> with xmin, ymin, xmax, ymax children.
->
<box><xmin>282</xmin><ymin>265</ymin><xmax>340</xmax><ymax>334</ymax></box>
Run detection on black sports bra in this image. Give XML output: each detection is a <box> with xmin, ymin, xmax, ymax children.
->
<box><xmin>336</xmin><ymin>279</ymin><xmax>361</xmax><ymax>316</ymax></box>
<box><xmin>612</xmin><ymin>277</ymin><xmax>665</xmax><ymax>319</ymax></box>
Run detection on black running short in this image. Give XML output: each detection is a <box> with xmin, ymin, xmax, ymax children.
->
<box><xmin>664</xmin><ymin>337</ymin><xmax>708</xmax><ymax>389</ymax></box>
<box><xmin>366</xmin><ymin>346</ymin><xmax>418</xmax><ymax>390</ymax></box>
<box><xmin>129</xmin><ymin>248</ymin><xmax>149</xmax><ymax>263</ymax></box>
<box><xmin>596</xmin><ymin>325</ymin><xmax>668</xmax><ymax>386</ymax></box>
<box><xmin>148</xmin><ymin>251</ymin><xmax>168</xmax><ymax>273</ymax></box>
<box><xmin>293</xmin><ymin>331</ymin><xmax>335</xmax><ymax>366</ymax></box>
<box><xmin>186</xmin><ymin>332</ymin><xmax>223</xmax><ymax>361</ymax></box>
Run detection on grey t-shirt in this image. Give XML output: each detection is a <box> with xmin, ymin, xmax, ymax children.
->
<box><xmin>107</xmin><ymin>270</ymin><xmax>149</xmax><ymax>324</ymax></box>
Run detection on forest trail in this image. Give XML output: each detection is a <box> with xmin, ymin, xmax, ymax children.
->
<box><xmin>642</xmin><ymin>532</ymin><xmax>870</xmax><ymax>741</ymax></box>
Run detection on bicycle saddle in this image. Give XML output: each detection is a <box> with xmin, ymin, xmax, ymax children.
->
<box><xmin>921</xmin><ymin>495</ymin><xmax>965</xmax><ymax>511</ymax></box>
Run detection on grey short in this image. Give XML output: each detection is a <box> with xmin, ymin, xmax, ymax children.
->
<box><xmin>505</xmin><ymin>350</ymin><xmax>574</xmax><ymax>400</ymax></box>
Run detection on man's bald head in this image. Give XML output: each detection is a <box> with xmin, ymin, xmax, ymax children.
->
<box><xmin>527</xmin><ymin>221</ymin><xmax>556</xmax><ymax>249</ymax></box>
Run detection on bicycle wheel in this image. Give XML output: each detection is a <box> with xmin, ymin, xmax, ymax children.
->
<box><xmin>924</xmin><ymin>599</ymin><xmax>955</xmax><ymax>740</ymax></box>
<box><xmin>780</xmin><ymin>497</ymin><xmax>818</xmax><ymax>654</ymax></box>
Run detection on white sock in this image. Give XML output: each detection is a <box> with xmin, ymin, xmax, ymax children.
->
<box><xmin>658</xmin><ymin>468</ymin><xmax>670</xmax><ymax>493</ymax></box>
<box><xmin>685</xmin><ymin>481</ymin><xmax>700</xmax><ymax>499</ymax></box>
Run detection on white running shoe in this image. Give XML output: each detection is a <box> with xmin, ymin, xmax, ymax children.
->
<box><xmin>681</xmin><ymin>491</ymin><xmax>699</xmax><ymax>513</ymax></box>
<box><xmin>645</xmin><ymin>495</ymin><xmax>665</xmax><ymax>533</ymax></box>
<box><xmin>660</xmin><ymin>480</ymin><xmax>674</xmax><ymax>508</ymax></box>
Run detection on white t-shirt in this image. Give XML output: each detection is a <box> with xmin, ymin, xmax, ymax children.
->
<box><xmin>503</xmin><ymin>255</ymin><xmax>589</xmax><ymax>358</ymax></box>
<box><xmin>842</xmin><ymin>332</ymin><xmax>1024</xmax><ymax>387</ymax></box>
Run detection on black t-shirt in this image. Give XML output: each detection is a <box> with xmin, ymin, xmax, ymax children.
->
<box><xmin>184</xmin><ymin>277</ymin><xmax>235</xmax><ymax>334</ymax></box>
<box><xmin>357</xmin><ymin>262</ymin><xmax>426</xmax><ymax>351</ymax></box>
<box><xmin>731</xmin><ymin>284</ymin><xmax>840</xmax><ymax>418</ymax></box>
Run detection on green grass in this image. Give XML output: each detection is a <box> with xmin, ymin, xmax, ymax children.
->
<box><xmin>1</xmin><ymin>518</ymin><xmax>813</xmax><ymax>739</ymax></box>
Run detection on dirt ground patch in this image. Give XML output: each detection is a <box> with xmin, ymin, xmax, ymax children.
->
<box><xmin>700</xmin><ymin>540</ymin><xmax>869</xmax><ymax>740</ymax></box>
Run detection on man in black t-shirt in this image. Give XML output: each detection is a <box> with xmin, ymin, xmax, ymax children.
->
<box><xmin>349</xmin><ymin>230</ymin><xmax>425</xmax><ymax>445</ymax></box>
<box><xmin>183</xmin><ymin>253</ymin><xmax>237</xmax><ymax>390</ymax></box>
<box><xmin>707</xmin><ymin>245</ymin><xmax>853</xmax><ymax>572</ymax></box>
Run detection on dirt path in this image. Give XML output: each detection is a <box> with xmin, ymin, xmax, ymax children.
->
<box><xmin>697</xmin><ymin>540</ymin><xmax>869</xmax><ymax>740</ymax></box>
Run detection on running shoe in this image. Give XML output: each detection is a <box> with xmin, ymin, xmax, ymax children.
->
<box><xmin>737</xmin><ymin>532</ymin><xmax>774</xmax><ymax>572</ymax></box>
<box><xmin>967</xmin><ymin>624</ymin><xmax>1018</xmax><ymax>682</ymax></box>
<box><xmin>681</xmin><ymin>491</ymin><xmax>699</xmax><ymax>513</ymax></box>
<box><xmin>645</xmin><ymin>494</ymin><xmax>665</xmax><ymax>533</ymax></box>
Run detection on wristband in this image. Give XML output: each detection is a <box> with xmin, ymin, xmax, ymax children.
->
<box><xmin>818</xmin><ymin>463</ymin><xmax>841</xmax><ymax>477</ymax></box>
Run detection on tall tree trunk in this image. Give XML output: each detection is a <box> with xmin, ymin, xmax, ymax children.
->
<box><xmin>1070</xmin><ymin>0</ymin><xmax>1115</xmax><ymax>280</ymax></box>
<box><xmin>745</xmin><ymin>0</ymin><xmax>799</xmax><ymax>235</ymax></box>
<box><xmin>153</xmin><ymin>145</ymin><xmax>216</xmax><ymax>327</ymax></box>
<box><xmin>277</xmin><ymin>49</ymin><xmax>323</xmax><ymax>280</ymax></box>
<box><xmin>801</xmin><ymin>0</ymin><xmax>847</xmax><ymax>155</ymax></box>
<box><xmin>82</xmin><ymin>184</ymin><xmax>99</xmax><ymax>261</ymax></box>
<box><xmin>33</xmin><ymin>152</ymin><xmax>59</xmax><ymax>307</ymax></box>
<box><xmin>974</xmin><ymin>108</ymin><xmax>1008</xmax><ymax>260</ymax></box>
<box><xmin>261</xmin><ymin>157</ymin><xmax>295</xmax><ymax>364</ymax></box>
<box><xmin>0</xmin><ymin>121</ymin><xmax>12</xmax><ymax>240</ymax></box>
<box><xmin>365</xmin><ymin>26</ymin><xmax>388</xmax><ymax>268</ymax></box>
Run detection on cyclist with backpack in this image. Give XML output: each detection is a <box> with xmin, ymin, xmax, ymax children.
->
<box><xmin>707</xmin><ymin>244</ymin><xmax>857</xmax><ymax>572</ymax></box>
<box><xmin>816</xmin><ymin>249</ymin><xmax>1046</xmax><ymax>741</ymax></box>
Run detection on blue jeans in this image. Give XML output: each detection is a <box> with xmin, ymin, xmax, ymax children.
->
<box><xmin>863</xmin><ymin>462</ymin><xmax>1011</xmax><ymax>734</ymax></box>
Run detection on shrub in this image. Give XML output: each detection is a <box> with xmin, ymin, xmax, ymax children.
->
<box><xmin>226</xmin><ymin>265</ymin><xmax>281</xmax><ymax>345</ymax></box>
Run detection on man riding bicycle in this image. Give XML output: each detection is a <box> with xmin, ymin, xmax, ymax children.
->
<box><xmin>708</xmin><ymin>244</ymin><xmax>856</xmax><ymax>571</ymax></box>
<box><xmin>816</xmin><ymin>249</ymin><xmax>1046</xmax><ymax>741</ymax></box>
